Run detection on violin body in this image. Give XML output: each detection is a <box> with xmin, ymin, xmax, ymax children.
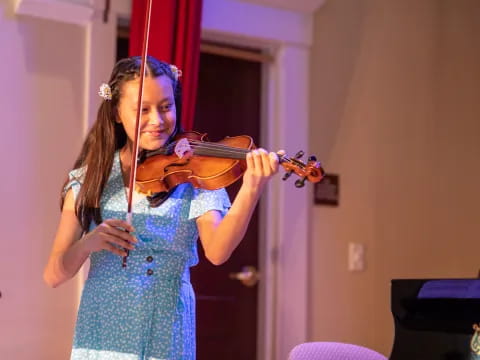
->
<box><xmin>136</xmin><ymin>131</ymin><xmax>255</xmax><ymax>194</ymax></box>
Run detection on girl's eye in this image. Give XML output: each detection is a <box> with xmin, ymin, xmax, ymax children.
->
<box><xmin>160</xmin><ymin>103</ymin><xmax>173</xmax><ymax>112</ymax></box>
<box><xmin>142</xmin><ymin>107</ymin><xmax>149</xmax><ymax>114</ymax></box>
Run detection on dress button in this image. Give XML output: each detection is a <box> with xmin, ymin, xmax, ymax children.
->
<box><xmin>146</xmin><ymin>256</ymin><xmax>154</xmax><ymax>263</ymax></box>
<box><xmin>146</xmin><ymin>269</ymin><xmax>154</xmax><ymax>276</ymax></box>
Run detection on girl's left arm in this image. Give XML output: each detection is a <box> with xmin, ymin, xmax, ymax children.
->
<box><xmin>196</xmin><ymin>148</ymin><xmax>279</xmax><ymax>265</ymax></box>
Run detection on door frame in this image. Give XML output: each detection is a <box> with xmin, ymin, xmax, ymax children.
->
<box><xmin>83</xmin><ymin>1</ymin><xmax>315</xmax><ymax>359</ymax></box>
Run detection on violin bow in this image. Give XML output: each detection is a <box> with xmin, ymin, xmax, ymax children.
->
<box><xmin>123</xmin><ymin>0</ymin><xmax>153</xmax><ymax>267</ymax></box>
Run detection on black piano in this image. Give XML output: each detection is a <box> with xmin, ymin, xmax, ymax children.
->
<box><xmin>390</xmin><ymin>279</ymin><xmax>480</xmax><ymax>360</ymax></box>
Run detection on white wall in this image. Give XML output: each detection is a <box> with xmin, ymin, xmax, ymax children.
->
<box><xmin>309</xmin><ymin>0</ymin><xmax>480</xmax><ymax>355</ymax></box>
<box><xmin>0</xmin><ymin>2</ymin><xmax>85</xmax><ymax>359</ymax></box>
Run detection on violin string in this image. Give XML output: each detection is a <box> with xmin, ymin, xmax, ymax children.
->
<box><xmin>163</xmin><ymin>139</ymin><xmax>306</xmax><ymax>169</ymax></box>
<box><xmin>191</xmin><ymin>147</ymin><xmax>248</xmax><ymax>158</ymax></box>
<box><xmin>188</xmin><ymin>140</ymin><xmax>251</xmax><ymax>154</ymax></box>
<box><xmin>187</xmin><ymin>143</ymin><xmax>303</xmax><ymax>167</ymax></box>
<box><xmin>166</xmin><ymin>139</ymin><xmax>249</xmax><ymax>152</ymax></box>
<box><xmin>190</xmin><ymin>143</ymin><xmax>249</xmax><ymax>154</ymax></box>
<box><xmin>192</xmin><ymin>150</ymin><xmax>246</xmax><ymax>159</ymax></box>
<box><xmin>192</xmin><ymin>150</ymin><xmax>246</xmax><ymax>158</ymax></box>
<box><xmin>165</xmin><ymin>140</ymin><xmax>250</xmax><ymax>157</ymax></box>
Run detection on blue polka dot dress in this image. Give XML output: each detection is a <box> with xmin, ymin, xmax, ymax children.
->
<box><xmin>66</xmin><ymin>151</ymin><xmax>231</xmax><ymax>360</ymax></box>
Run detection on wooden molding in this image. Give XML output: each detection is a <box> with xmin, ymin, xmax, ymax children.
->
<box><xmin>117</xmin><ymin>24</ymin><xmax>274</xmax><ymax>64</ymax></box>
<box><xmin>238</xmin><ymin>0</ymin><xmax>326</xmax><ymax>13</ymax></box>
<box><xmin>200</xmin><ymin>42</ymin><xmax>274</xmax><ymax>63</ymax></box>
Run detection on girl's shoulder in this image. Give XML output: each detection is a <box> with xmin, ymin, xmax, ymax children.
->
<box><xmin>68</xmin><ymin>166</ymin><xmax>87</xmax><ymax>183</ymax></box>
<box><xmin>63</xmin><ymin>166</ymin><xmax>87</xmax><ymax>198</ymax></box>
<box><xmin>186</xmin><ymin>185</ymin><xmax>232</xmax><ymax>219</ymax></box>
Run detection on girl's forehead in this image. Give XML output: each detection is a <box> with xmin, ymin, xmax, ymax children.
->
<box><xmin>122</xmin><ymin>75</ymin><xmax>174</xmax><ymax>101</ymax></box>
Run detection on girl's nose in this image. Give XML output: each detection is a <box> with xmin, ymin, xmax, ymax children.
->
<box><xmin>148</xmin><ymin>109</ymin><xmax>164</xmax><ymax>125</ymax></box>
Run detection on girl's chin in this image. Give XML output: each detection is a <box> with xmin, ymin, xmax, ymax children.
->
<box><xmin>140</xmin><ymin>139</ymin><xmax>168</xmax><ymax>151</ymax></box>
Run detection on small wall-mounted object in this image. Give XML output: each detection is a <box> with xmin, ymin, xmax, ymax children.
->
<box><xmin>314</xmin><ymin>173</ymin><xmax>339</xmax><ymax>206</ymax></box>
<box><xmin>14</xmin><ymin>0</ymin><xmax>94</xmax><ymax>26</ymax></box>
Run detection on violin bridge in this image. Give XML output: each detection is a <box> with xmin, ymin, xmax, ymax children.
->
<box><xmin>174</xmin><ymin>138</ymin><xmax>192</xmax><ymax>159</ymax></box>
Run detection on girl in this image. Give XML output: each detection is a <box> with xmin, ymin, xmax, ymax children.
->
<box><xmin>43</xmin><ymin>56</ymin><xmax>279</xmax><ymax>360</ymax></box>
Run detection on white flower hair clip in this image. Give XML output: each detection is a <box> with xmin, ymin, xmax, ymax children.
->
<box><xmin>98</xmin><ymin>83</ymin><xmax>112</xmax><ymax>101</ymax></box>
<box><xmin>170</xmin><ymin>65</ymin><xmax>182</xmax><ymax>81</ymax></box>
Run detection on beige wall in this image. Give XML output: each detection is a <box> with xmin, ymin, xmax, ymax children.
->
<box><xmin>309</xmin><ymin>0</ymin><xmax>480</xmax><ymax>355</ymax></box>
<box><xmin>0</xmin><ymin>2</ymin><xmax>85</xmax><ymax>359</ymax></box>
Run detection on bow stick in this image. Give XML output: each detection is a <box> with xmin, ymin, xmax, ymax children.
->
<box><xmin>123</xmin><ymin>0</ymin><xmax>153</xmax><ymax>267</ymax></box>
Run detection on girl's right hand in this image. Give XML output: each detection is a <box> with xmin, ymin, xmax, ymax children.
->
<box><xmin>80</xmin><ymin>219</ymin><xmax>137</xmax><ymax>257</ymax></box>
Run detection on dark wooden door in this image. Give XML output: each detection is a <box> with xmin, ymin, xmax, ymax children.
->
<box><xmin>191</xmin><ymin>52</ymin><xmax>261</xmax><ymax>360</ymax></box>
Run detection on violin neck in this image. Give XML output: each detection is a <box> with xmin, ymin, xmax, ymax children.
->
<box><xmin>192</xmin><ymin>144</ymin><xmax>288</xmax><ymax>163</ymax></box>
<box><xmin>141</xmin><ymin>141</ymin><xmax>283</xmax><ymax>162</ymax></box>
<box><xmin>192</xmin><ymin>144</ymin><xmax>248</xmax><ymax>160</ymax></box>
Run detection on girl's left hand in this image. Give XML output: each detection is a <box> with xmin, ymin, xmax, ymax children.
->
<box><xmin>243</xmin><ymin>148</ymin><xmax>283</xmax><ymax>193</ymax></box>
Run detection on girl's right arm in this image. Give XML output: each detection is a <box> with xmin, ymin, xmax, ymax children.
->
<box><xmin>43</xmin><ymin>189</ymin><xmax>136</xmax><ymax>288</ymax></box>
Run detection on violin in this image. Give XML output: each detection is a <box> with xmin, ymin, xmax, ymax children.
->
<box><xmin>135</xmin><ymin>131</ymin><xmax>325</xmax><ymax>195</ymax></box>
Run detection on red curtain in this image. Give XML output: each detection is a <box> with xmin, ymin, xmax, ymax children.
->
<box><xmin>129</xmin><ymin>0</ymin><xmax>203</xmax><ymax>131</ymax></box>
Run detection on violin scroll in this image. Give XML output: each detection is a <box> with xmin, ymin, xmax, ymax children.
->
<box><xmin>279</xmin><ymin>151</ymin><xmax>325</xmax><ymax>187</ymax></box>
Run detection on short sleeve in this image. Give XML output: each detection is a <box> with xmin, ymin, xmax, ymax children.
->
<box><xmin>63</xmin><ymin>167</ymin><xmax>85</xmax><ymax>200</ymax></box>
<box><xmin>188</xmin><ymin>188</ymin><xmax>231</xmax><ymax>220</ymax></box>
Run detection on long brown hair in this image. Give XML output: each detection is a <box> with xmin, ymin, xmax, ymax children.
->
<box><xmin>62</xmin><ymin>56</ymin><xmax>183</xmax><ymax>232</ymax></box>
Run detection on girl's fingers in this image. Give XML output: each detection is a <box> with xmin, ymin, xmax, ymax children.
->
<box><xmin>252</xmin><ymin>150</ymin><xmax>262</xmax><ymax>173</ymax></box>
<box><xmin>269</xmin><ymin>152</ymin><xmax>279</xmax><ymax>172</ymax></box>
<box><xmin>109</xmin><ymin>227</ymin><xmax>138</xmax><ymax>244</ymax></box>
<box><xmin>252</xmin><ymin>149</ymin><xmax>266</xmax><ymax>174</ymax></box>
<box><xmin>246</xmin><ymin>151</ymin><xmax>254</xmax><ymax>170</ymax></box>
<box><xmin>247</xmin><ymin>148</ymin><xmax>280</xmax><ymax>176</ymax></box>
<box><xmin>100</xmin><ymin>221</ymin><xmax>137</xmax><ymax>243</ymax></box>
<box><xmin>103</xmin><ymin>218</ymin><xmax>135</xmax><ymax>233</ymax></box>
<box><xmin>256</xmin><ymin>148</ymin><xmax>275</xmax><ymax>175</ymax></box>
<box><xmin>258</xmin><ymin>149</ymin><xmax>272</xmax><ymax>176</ymax></box>
<box><xmin>106</xmin><ymin>235</ymin><xmax>135</xmax><ymax>250</ymax></box>
<box><xmin>104</xmin><ymin>243</ymin><xmax>128</xmax><ymax>257</ymax></box>
<box><xmin>83</xmin><ymin>221</ymin><xmax>137</xmax><ymax>255</ymax></box>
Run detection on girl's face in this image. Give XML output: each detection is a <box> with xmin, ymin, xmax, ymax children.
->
<box><xmin>117</xmin><ymin>75</ymin><xmax>176</xmax><ymax>151</ymax></box>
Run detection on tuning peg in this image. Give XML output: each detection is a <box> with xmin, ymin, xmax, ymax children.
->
<box><xmin>282</xmin><ymin>170</ymin><xmax>294</xmax><ymax>181</ymax></box>
<box><xmin>294</xmin><ymin>150</ymin><xmax>304</xmax><ymax>159</ymax></box>
<box><xmin>295</xmin><ymin>176</ymin><xmax>308</xmax><ymax>188</ymax></box>
<box><xmin>308</xmin><ymin>155</ymin><xmax>317</xmax><ymax>162</ymax></box>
